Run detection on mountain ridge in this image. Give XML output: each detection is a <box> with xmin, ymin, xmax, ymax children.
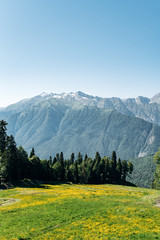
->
<box><xmin>0</xmin><ymin>91</ymin><xmax>160</xmax><ymax>160</ymax></box>
<box><xmin>2</xmin><ymin>91</ymin><xmax>160</xmax><ymax>110</ymax></box>
<box><xmin>1</xmin><ymin>91</ymin><xmax>160</xmax><ymax>126</ymax></box>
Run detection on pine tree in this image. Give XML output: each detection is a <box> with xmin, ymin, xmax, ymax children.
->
<box><xmin>127</xmin><ymin>162</ymin><xmax>133</xmax><ymax>174</ymax></box>
<box><xmin>84</xmin><ymin>154</ymin><xmax>88</xmax><ymax>161</ymax></box>
<box><xmin>56</xmin><ymin>153</ymin><xmax>60</xmax><ymax>162</ymax></box>
<box><xmin>49</xmin><ymin>156</ymin><xmax>52</xmax><ymax>166</ymax></box>
<box><xmin>98</xmin><ymin>158</ymin><xmax>105</xmax><ymax>183</ymax></box>
<box><xmin>77</xmin><ymin>152</ymin><xmax>83</xmax><ymax>164</ymax></box>
<box><xmin>53</xmin><ymin>157</ymin><xmax>57</xmax><ymax>165</ymax></box>
<box><xmin>95</xmin><ymin>151</ymin><xmax>101</xmax><ymax>163</ymax></box>
<box><xmin>59</xmin><ymin>152</ymin><xmax>65</xmax><ymax>181</ymax></box>
<box><xmin>70</xmin><ymin>153</ymin><xmax>74</xmax><ymax>164</ymax></box>
<box><xmin>2</xmin><ymin>135</ymin><xmax>18</xmax><ymax>181</ymax></box>
<box><xmin>16</xmin><ymin>146</ymin><xmax>29</xmax><ymax>179</ymax></box>
<box><xmin>29</xmin><ymin>148</ymin><xmax>35</xmax><ymax>158</ymax></box>
<box><xmin>29</xmin><ymin>155</ymin><xmax>41</xmax><ymax>179</ymax></box>
<box><xmin>92</xmin><ymin>152</ymin><xmax>101</xmax><ymax>183</ymax></box>
<box><xmin>116</xmin><ymin>158</ymin><xmax>122</xmax><ymax>181</ymax></box>
<box><xmin>111</xmin><ymin>151</ymin><xmax>117</xmax><ymax>181</ymax></box>
<box><xmin>121</xmin><ymin>160</ymin><xmax>128</xmax><ymax>182</ymax></box>
<box><xmin>74</xmin><ymin>161</ymin><xmax>79</xmax><ymax>182</ymax></box>
<box><xmin>0</xmin><ymin>120</ymin><xmax>8</xmax><ymax>154</ymax></box>
<box><xmin>105</xmin><ymin>157</ymin><xmax>110</xmax><ymax>182</ymax></box>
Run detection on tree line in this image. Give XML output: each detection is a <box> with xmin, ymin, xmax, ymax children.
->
<box><xmin>0</xmin><ymin>120</ymin><xmax>133</xmax><ymax>184</ymax></box>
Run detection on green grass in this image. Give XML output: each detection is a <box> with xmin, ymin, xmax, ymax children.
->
<box><xmin>0</xmin><ymin>184</ymin><xmax>160</xmax><ymax>239</ymax></box>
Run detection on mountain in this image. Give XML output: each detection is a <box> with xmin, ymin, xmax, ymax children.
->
<box><xmin>3</xmin><ymin>91</ymin><xmax>160</xmax><ymax>125</ymax></box>
<box><xmin>150</xmin><ymin>92</ymin><xmax>160</xmax><ymax>104</ymax></box>
<box><xmin>0</xmin><ymin>93</ymin><xmax>160</xmax><ymax>161</ymax></box>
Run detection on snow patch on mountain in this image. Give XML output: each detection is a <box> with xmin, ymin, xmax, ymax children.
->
<box><xmin>40</xmin><ymin>92</ymin><xmax>48</xmax><ymax>97</ymax></box>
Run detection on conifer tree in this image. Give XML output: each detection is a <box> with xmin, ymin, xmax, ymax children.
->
<box><xmin>127</xmin><ymin>162</ymin><xmax>133</xmax><ymax>174</ymax></box>
<box><xmin>59</xmin><ymin>152</ymin><xmax>65</xmax><ymax>181</ymax></box>
<box><xmin>0</xmin><ymin>120</ymin><xmax>8</xmax><ymax>154</ymax></box>
<box><xmin>98</xmin><ymin>158</ymin><xmax>106</xmax><ymax>183</ymax></box>
<box><xmin>121</xmin><ymin>160</ymin><xmax>128</xmax><ymax>182</ymax></box>
<box><xmin>74</xmin><ymin>161</ymin><xmax>79</xmax><ymax>182</ymax></box>
<box><xmin>77</xmin><ymin>152</ymin><xmax>83</xmax><ymax>164</ymax></box>
<box><xmin>116</xmin><ymin>158</ymin><xmax>122</xmax><ymax>181</ymax></box>
<box><xmin>49</xmin><ymin>156</ymin><xmax>52</xmax><ymax>166</ymax></box>
<box><xmin>29</xmin><ymin>155</ymin><xmax>41</xmax><ymax>179</ymax></box>
<box><xmin>56</xmin><ymin>153</ymin><xmax>60</xmax><ymax>162</ymax></box>
<box><xmin>111</xmin><ymin>151</ymin><xmax>117</xmax><ymax>181</ymax></box>
<box><xmin>92</xmin><ymin>152</ymin><xmax>101</xmax><ymax>182</ymax></box>
<box><xmin>70</xmin><ymin>153</ymin><xmax>74</xmax><ymax>164</ymax></box>
<box><xmin>16</xmin><ymin>146</ymin><xmax>29</xmax><ymax>179</ymax></box>
<box><xmin>53</xmin><ymin>157</ymin><xmax>57</xmax><ymax>165</ymax></box>
<box><xmin>84</xmin><ymin>154</ymin><xmax>88</xmax><ymax>161</ymax></box>
<box><xmin>105</xmin><ymin>157</ymin><xmax>110</xmax><ymax>182</ymax></box>
<box><xmin>3</xmin><ymin>135</ymin><xmax>18</xmax><ymax>181</ymax></box>
<box><xmin>29</xmin><ymin>148</ymin><xmax>35</xmax><ymax>158</ymax></box>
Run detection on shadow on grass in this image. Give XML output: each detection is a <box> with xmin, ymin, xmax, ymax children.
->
<box><xmin>0</xmin><ymin>179</ymin><xmax>70</xmax><ymax>190</ymax></box>
<box><xmin>0</xmin><ymin>179</ymin><xmax>137</xmax><ymax>190</ymax></box>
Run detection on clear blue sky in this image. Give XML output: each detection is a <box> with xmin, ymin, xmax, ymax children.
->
<box><xmin>0</xmin><ymin>0</ymin><xmax>160</xmax><ymax>107</ymax></box>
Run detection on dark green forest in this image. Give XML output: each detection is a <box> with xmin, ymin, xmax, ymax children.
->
<box><xmin>0</xmin><ymin>120</ymin><xmax>134</xmax><ymax>185</ymax></box>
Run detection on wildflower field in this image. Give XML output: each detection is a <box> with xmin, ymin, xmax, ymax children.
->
<box><xmin>0</xmin><ymin>184</ymin><xmax>160</xmax><ymax>240</ymax></box>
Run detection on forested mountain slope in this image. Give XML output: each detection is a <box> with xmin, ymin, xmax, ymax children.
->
<box><xmin>126</xmin><ymin>155</ymin><xmax>156</xmax><ymax>188</ymax></box>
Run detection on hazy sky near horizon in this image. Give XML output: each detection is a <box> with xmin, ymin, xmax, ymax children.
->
<box><xmin>0</xmin><ymin>0</ymin><xmax>160</xmax><ymax>107</ymax></box>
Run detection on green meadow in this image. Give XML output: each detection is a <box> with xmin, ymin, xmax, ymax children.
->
<box><xmin>0</xmin><ymin>184</ymin><xmax>160</xmax><ymax>240</ymax></box>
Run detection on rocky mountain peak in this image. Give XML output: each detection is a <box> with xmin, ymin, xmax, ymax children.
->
<box><xmin>135</xmin><ymin>96</ymin><xmax>150</xmax><ymax>104</ymax></box>
<box><xmin>150</xmin><ymin>93</ymin><xmax>160</xmax><ymax>104</ymax></box>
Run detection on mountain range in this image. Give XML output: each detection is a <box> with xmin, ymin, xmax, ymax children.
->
<box><xmin>0</xmin><ymin>91</ymin><xmax>160</xmax><ymax>162</ymax></box>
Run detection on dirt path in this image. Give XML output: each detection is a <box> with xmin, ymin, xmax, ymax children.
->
<box><xmin>0</xmin><ymin>198</ymin><xmax>21</xmax><ymax>206</ymax></box>
<box><xmin>155</xmin><ymin>198</ymin><xmax>160</xmax><ymax>207</ymax></box>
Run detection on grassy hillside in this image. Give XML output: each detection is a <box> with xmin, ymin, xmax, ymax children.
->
<box><xmin>0</xmin><ymin>183</ymin><xmax>160</xmax><ymax>239</ymax></box>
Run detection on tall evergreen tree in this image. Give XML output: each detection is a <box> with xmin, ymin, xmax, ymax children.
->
<box><xmin>121</xmin><ymin>160</ymin><xmax>128</xmax><ymax>182</ymax></box>
<box><xmin>49</xmin><ymin>156</ymin><xmax>52</xmax><ymax>166</ymax></box>
<box><xmin>29</xmin><ymin>155</ymin><xmax>42</xmax><ymax>179</ymax></box>
<box><xmin>53</xmin><ymin>157</ymin><xmax>57</xmax><ymax>165</ymax></box>
<box><xmin>105</xmin><ymin>157</ymin><xmax>110</xmax><ymax>182</ymax></box>
<box><xmin>70</xmin><ymin>153</ymin><xmax>74</xmax><ymax>164</ymax></box>
<box><xmin>92</xmin><ymin>152</ymin><xmax>101</xmax><ymax>182</ymax></box>
<box><xmin>116</xmin><ymin>158</ymin><xmax>122</xmax><ymax>181</ymax></box>
<box><xmin>59</xmin><ymin>152</ymin><xmax>65</xmax><ymax>181</ymax></box>
<box><xmin>56</xmin><ymin>153</ymin><xmax>60</xmax><ymax>162</ymax></box>
<box><xmin>29</xmin><ymin>148</ymin><xmax>35</xmax><ymax>158</ymax></box>
<box><xmin>2</xmin><ymin>135</ymin><xmax>18</xmax><ymax>181</ymax></box>
<box><xmin>127</xmin><ymin>162</ymin><xmax>133</xmax><ymax>174</ymax></box>
<box><xmin>77</xmin><ymin>152</ymin><xmax>83</xmax><ymax>164</ymax></box>
<box><xmin>95</xmin><ymin>151</ymin><xmax>101</xmax><ymax>163</ymax></box>
<box><xmin>84</xmin><ymin>154</ymin><xmax>88</xmax><ymax>161</ymax></box>
<box><xmin>16</xmin><ymin>146</ymin><xmax>29</xmax><ymax>179</ymax></box>
<box><xmin>98</xmin><ymin>158</ymin><xmax>106</xmax><ymax>183</ymax></box>
<box><xmin>0</xmin><ymin>120</ymin><xmax>8</xmax><ymax>154</ymax></box>
<box><xmin>111</xmin><ymin>151</ymin><xmax>117</xmax><ymax>181</ymax></box>
<box><xmin>74</xmin><ymin>161</ymin><xmax>79</xmax><ymax>182</ymax></box>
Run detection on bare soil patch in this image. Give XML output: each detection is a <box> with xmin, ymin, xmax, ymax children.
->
<box><xmin>0</xmin><ymin>198</ymin><xmax>21</xmax><ymax>206</ymax></box>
